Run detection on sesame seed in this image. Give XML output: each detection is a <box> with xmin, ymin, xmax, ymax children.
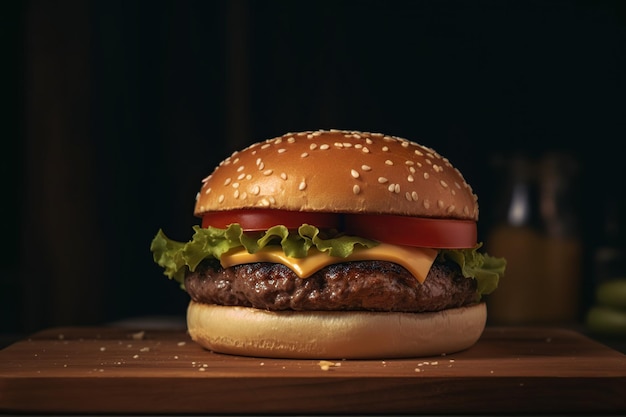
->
<box><xmin>278</xmin><ymin>148</ymin><xmax>286</xmax><ymax>154</ymax></box>
<box><xmin>440</xmin><ymin>180</ymin><xmax>448</xmax><ymax>188</ymax></box>
<box><xmin>218</xmin><ymin>194</ymin><xmax>225</xmax><ymax>203</ymax></box>
<box><xmin>362</xmin><ymin>147</ymin><xmax>370</xmax><ymax>153</ymax></box>
<box><xmin>205</xmin><ymin>187</ymin><xmax>211</xmax><ymax>194</ymax></box>
<box><xmin>256</xmin><ymin>157</ymin><xmax>262</xmax><ymax>166</ymax></box>
<box><xmin>251</xmin><ymin>185</ymin><xmax>260</xmax><ymax>195</ymax></box>
<box><xmin>263</xmin><ymin>169</ymin><xmax>273</xmax><ymax>176</ymax></box>
<box><xmin>301</xmin><ymin>152</ymin><xmax>309</xmax><ymax>158</ymax></box>
<box><xmin>407</xmin><ymin>175</ymin><xmax>414</xmax><ymax>182</ymax></box>
<box><xmin>395</xmin><ymin>184</ymin><xmax>400</xmax><ymax>193</ymax></box>
<box><xmin>385</xmin><ymin>160</ymin><xmax>393</xmax><ymax>166</ymax></box>
<box><xmin>401</xmin><ymin>141</ymin><xmax>409</xmax><ymax>148</ymax></box>
<box><xmin>438</xmin><ymin>200</ymin><xmax>444</xmax><ymax>208</ymax></box>
<box><xmin>237</xmin><ymin>165</ymin><xmax>244</xmax><ymax>172</ymax></box>
<box><xmin>234</xmin><ymin>190</ymin><xmax>240</xmax><ymax>199</ymax></box>
<box><xmin>351</xmin><ymin>169</ymin><xmax>360</xmax><ymax>179</ymax></box>
<box><xmin>388</xmin><ymin>184</ymin><xmax>395</xmax><ymax>192</ymax></box>
<box><xmin>423</xmin><ymin>200</ymin><xmax>430</xmax><ymax>209</ymax></box>
<box><xmin>224</xmin><ymin>178</ymin><xmax>232</xmax><ymax>186</ymax></box>
<box><xmin>307</xmin><ymin>134</ymin><xmax>314</xmax><ymax>139</ymax></box>
<box><xmin>405</xmin><ymin>192</ymin><xmax>412</xmax><ymax>201</ymax></box>
<box><xmin>299</xmin><ymin>181</ymin><xmax>307</xmax><ymax>191</ymax></box>
<box><xmin>365</xmin><ymin>138</ymin><xmax>373</xmax><ymax>145</ymax></box>
<box><xmin>361</xmin><ymin>164</ymin><xmax>372</xmax><ymax>171</ymax></box>
<box><xmin>258</xmin><ymin>162</ymin><xmax>265</xmax><ymax>170</ymax></box>
<box><xmin>343</xmin><ymin>142</ymin><xmax>353</xmax><ymax>147</ymax></box>
<box><xmin>269</xmin><ymin>196</ymin><xmax>276</xmax><ymax>204</ymax></box>
<box><xmin>415</xmin><ymin>150</ymin><xmax>424</xmax><ymax>156</ymax></box>
<box><xmin>355</xmin><ymin>144</ymin><xmax>363</xmax><ymax>149</ymax></box>
<box><xmin>310</xmin><ymin>143</ymin><xmax>318</xmax><ymax>150</ymax></box>
<box><xmin>353</xmin><ymin>185</ymin><xmax>361</xmax><ymax>195</ymax></box>
<box><xmin>259</xmin><ymin>198</ymin><xmax>270</xmax><ymax>207</ymax></box>
<box><xmin>463</xmin><ymin>206</ymin><xmax>470</xmax><ymax>215</ymax></box>
<box><xmin>405</xmin><ymin>160</ymin><xmax>414</xmax><ymax>166</ymax></box>
<box><xmin>378</xmin><ymin>177</ymin><xmax>388</xmax><ymax>184</ymax></box>
<box><xmin>423</xmin><ymin>172</ymin><xmax>430</xmax><ymax>179</ymax></box>
<box><xmin>280</xmin><ymin>172</ymin><xmax>288</xmax><ymax>180</ymax></box>
<box><xmin>274</xmin><ymin>138</ymin><xmax>282</xmax><ymax>144</ymax></box>
<box><xmin>232</xmin><ymin>182</ymin><xmax>239</xmax><ymax>188</ymax></box>
<box><xmin>382</xmin><ymin>146</ymin><xmax>389</xmax><ymax>152</ymax></box>
<box><xmin>320</xmin><ymin>144</ymin><xmax>330</xmax><ymax>150</ymax></box>
<box><xmin>425</xmin><ymin>159</ymin><xmax>432</xmax><ymax>165</ymax></box>
<box><xmin>241</xmin><ymin>192</ymin><xmax>247</xmax><ymax>200</ymax></box>
<box><xmin>447</xmin><ymin>205</ymin><xmax>456</xmax><ymax>213</ymax></box>
<box><xmin>237</xmin><ymin>173</ymin><xmax>245</xmax><ymax>180</ymax></box>
<box><xmin>287</xmin><ymin>137</ymin><xmax>295</xmax><ymax>143</ymax></box>
<box><xmin>433</xmin><ymin>164</ymin><xmax>443</xmax><ymax>173</ymax></box>
<box><xmin>261</xmin><ymin>143</ymin><xmax>271</xmax><ymax>149</ymax></box>
<box><xmin>411</xmin><ymin>191</ymin><xmax>418</xmax><ymax>201</ymax></box>
<box><xmin>455</xmin><ymin>182</ymin><xmax>461</xmax><ymax>189</ymax></box>
<box><xmin>246</xmin><ymin>174</ymin><xmax>252</xmax><ymax>180</ymax></box>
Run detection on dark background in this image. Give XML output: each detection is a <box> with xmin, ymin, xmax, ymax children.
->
<box><xmin>2</xmin><ymin>0</ymin><xmax>625</xmax><ymax>336</ymax></box>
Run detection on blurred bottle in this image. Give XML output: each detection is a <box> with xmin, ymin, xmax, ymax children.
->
<box><xmin>485</xmin><ymin>152</ymin><xmax>582</xmax><ymax>325</ymax></box>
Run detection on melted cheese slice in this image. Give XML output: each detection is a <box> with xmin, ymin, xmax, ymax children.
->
<box><xmin>220</xmin><ymin>243</ymin><xmax>438</xmax><ymax>283</ymax></box>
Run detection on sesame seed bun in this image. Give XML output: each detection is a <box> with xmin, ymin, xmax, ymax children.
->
<box><xmin>195</xmin><ymin>129</ymin><xmax>478</xmax><ymax>220</ymax></box>
<box><xmin>187</xmin><ymin>301</ymin><xmax>487</xmax><ymax>359</ymax></box>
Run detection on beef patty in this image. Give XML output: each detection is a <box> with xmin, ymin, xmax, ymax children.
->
<box><xmin>184</xmin><ymin>258</ymin><xmax>478</xmax><ymax>313</ymax></box>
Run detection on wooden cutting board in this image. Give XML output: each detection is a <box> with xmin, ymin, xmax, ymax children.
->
<box><xmin>1</xmin><ymin>326</ymin><xmax>625</xmax><ymax>415</ymax></box>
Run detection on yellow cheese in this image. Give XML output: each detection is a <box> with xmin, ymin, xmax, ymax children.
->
<box><xmin>219</xmin><ymin>243</ymin><xmax>438</xmax><ymax>283</ymax></box>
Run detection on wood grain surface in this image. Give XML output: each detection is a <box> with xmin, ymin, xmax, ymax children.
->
<box><xmin>1</xmin><ymin>326</ymin><xmax>625</xmax><ymax>414</ymax></box>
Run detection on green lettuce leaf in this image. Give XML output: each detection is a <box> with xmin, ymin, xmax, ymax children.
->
<box><xmin>150</xmin><ymin>224</ymin><xmax>379</xmax><ymax>287</ymax></box>
<box><xmin>150</xmin><ymin>225</ymin><xmax>506</xmax><ymax>297</ymax></box>
<box><xmin>438</xmin><ymin>244</ymin><xmax>507</xmax><ymax>297</ymax></box>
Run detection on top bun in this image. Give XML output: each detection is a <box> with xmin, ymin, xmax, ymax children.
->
<box><xmin>194</xmin><ymin>129</ymin><xmax>478</xmax><ymax>220</ymax></box>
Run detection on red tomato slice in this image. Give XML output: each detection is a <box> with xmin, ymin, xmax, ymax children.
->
<box><xmin>202</xmin><ymin>209</ymin><xmax>341</xmax><ymax>231</ymax></box>
<box><xmin>344</xmin><ymin>214</ymin><xmax>477</xmax><ymax>249</ymax></box>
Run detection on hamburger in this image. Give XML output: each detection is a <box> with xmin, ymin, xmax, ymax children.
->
<box><xmin>151</xmin><ymin>129</ymin><xmax>506</xmax><ymax>359</ymax></box>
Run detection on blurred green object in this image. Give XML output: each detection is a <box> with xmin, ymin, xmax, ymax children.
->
<box><xmin>595</xmin><ymin>278</ymin><xmax>626</xmax><ymax>310</ymax></box>
<box><xmin>586</xmin><ymin>278</ymin><xmax>626</xmax><ymax>337</ymax></box>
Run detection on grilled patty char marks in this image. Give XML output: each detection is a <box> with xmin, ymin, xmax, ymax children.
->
<box><xmin>184</xmin><ymin>259</ymin><xmax>478</xmax><ymax>313</ymax></box>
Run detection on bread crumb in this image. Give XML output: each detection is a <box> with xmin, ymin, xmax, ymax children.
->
<box><xmin>132</xmin><ymin>354</ymin><xmax>139</xmax><ymax>359</ymax></box>
<box><xmin>99</xmin><ymin>347</ymin><xmax>106</xmax><ymax>352</ymax></box>
<box><xmin>414</xmin><ymin>368</ymin><xmax>422</xmax><ymax>372</ymax></box>
<box><xmin>177</xmin><ymin>341</ymin><xmax>186</xmax><ymax>346</ymax></box>
<box><xmin>318</xmin><ymin>360</ymin><xmax>339</xmax><ymax>371</ymax></box>
<box><xmin>198</xmin><ymin>367</ymin><xmax>206</xmax><ymax>372</ymax></box>
<box><xmin>131</xmin><ymin>331</ymin><xmax>145</xmax><ymax>340</ymax></box>
<box><xmin>139</xmin><ymin>347</ymin><xmax>150</xmax><ymax>352</ymax></box>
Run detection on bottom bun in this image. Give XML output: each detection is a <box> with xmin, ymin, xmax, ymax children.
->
<box><xmin>187</xmin><ymin>301</ymin><xmax>487</xmax><ymax>359</ymax></box>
